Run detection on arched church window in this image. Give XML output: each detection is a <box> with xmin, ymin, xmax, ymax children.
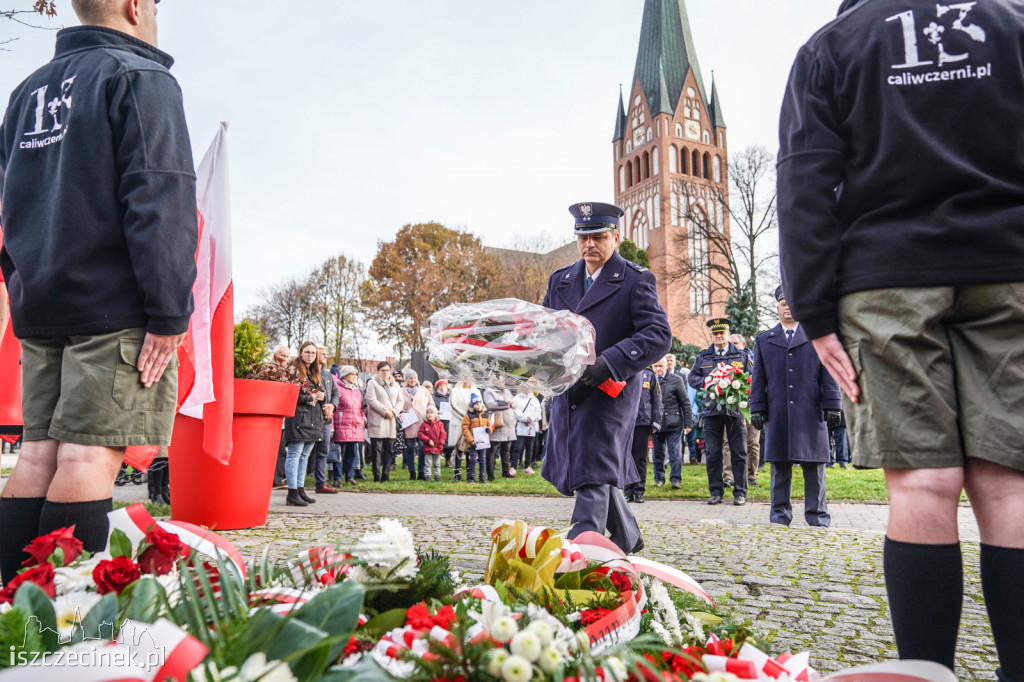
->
<box><xmin>626</xmin><ymin>160</ymin><xmax>633</xmax><ymax>188</ymax></box>
<box><xmin>675</xmin><ymin>123</ymin><xmax>683</xmax><ymax>138</ymax></box>
<box><xmin>668</xmin><ymin>145</ymin><xmax>677</xmax><ymax>173</ymax></box>
<box><xmin>642</xmin><ymin>151</ymin><xmax>650</xmax><ymax>180</ymax></box>
<box><xmin>703</xmin><ymin>130</ymin><xmax>710</xmax><ymax>145</ymax></box>
<box><xmin>713</xmin><ymin>155</ymin><xmax>721</xmax><ymax>182</ymax></box>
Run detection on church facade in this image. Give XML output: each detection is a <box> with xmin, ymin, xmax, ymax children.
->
<box><xmin>612</xmin><ymin>0</ymin><xmax>731</xmax><ymax>345</ymax></box>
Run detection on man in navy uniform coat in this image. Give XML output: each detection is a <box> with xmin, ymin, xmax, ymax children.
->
<box><xmin>542</xmin><ymin>201</ymin><xmax>671</xmax><ymax>554</ymax></box>
<box><xmin>688</xmin><ymin>318</ymin><xmax>752</xmax><ymax>505</ymax></box>
<box><xmin>749</xmin><ymin>287</ymin><xmax>842</xmax><ymax>526</ymax></box>
<box><xmin>624</xmin><ymin>365</ymin><xmax>662</xmax><ymax>504</ymax></box>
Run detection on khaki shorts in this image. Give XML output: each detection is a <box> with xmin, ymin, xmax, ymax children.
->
<box><xmin>838</xmin><ymin>283</ymin><xmax>1024</xmax><ymax>472</ymax></box>
<box><xmin>21</xmin><ymin>328</ymin><xmax>178</xmax><ymax>447</ymax></box>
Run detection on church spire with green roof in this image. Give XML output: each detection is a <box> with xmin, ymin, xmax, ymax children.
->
<box><xmin>631</xmin><ymin>0</ymin><xmax>709</xmax><ymax>118</ymax></box>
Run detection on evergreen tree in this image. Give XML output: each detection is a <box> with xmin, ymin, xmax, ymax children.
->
<box><xmin>619</xmin><ymin>239</ymin><xmax>650</xmax><ymax>268</ymax></box>
<box><xmin>725</xmin><ymin>280</ymin><xmax>760</xmax><ymax>342</ymax></box>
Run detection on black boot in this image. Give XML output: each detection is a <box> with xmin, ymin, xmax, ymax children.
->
<box><xmin>297</xmin><ymin>487</ymin><xmax>316</xmax><ymax>504</ymax></box>
<box><xmin>147</xmin><ymin>466</ymin><xmax>161</xmax><ymax>503</ymax></box>
<box><xmin>160</xmin><ymin>464</ymin><xmax>171</xmax><ymax>505</ymax></box>
<box><xmin>286</xmin><ymin>489</ymin><xmax>308</xmax><ymax>507</ymax></box>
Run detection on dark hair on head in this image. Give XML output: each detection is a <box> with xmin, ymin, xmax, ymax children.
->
<box><xmin>290</xmin><ymin>340</ymin><xmax>323</xmax><ymax>386</ymax></box>
<box><xmin>377</xmin><ymin>361</ymin><xmax>391</xmax><ymax>371</ymax></box>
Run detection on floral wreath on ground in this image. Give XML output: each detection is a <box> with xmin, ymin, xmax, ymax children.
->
<box><xmin>0</xmin><ymin>507</ymin><xmax>954</xmax><ymax>682</ymax></box>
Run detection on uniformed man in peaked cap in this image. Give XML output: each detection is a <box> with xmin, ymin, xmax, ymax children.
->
<box><xmin>749</xmin><ymin>286</ymin><xmax>841</xmax><ymax>526</ymax></box>
<box><xmin>688</xmin><ymin>317</ymin><xmax>753</xmax><ymax>505</ymax></box>
<box><xmin>541</xmin><ymin>202</ymin><xmax>672</xmax><ymax>554</ymax></box>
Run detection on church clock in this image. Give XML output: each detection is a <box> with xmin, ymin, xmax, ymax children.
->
<box><xmin>685</xmin><ymin>120</ymin><xmax>700</xmax><ymax>141</ymax></box>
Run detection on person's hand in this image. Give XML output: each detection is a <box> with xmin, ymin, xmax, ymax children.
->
<box><xmin>580</xmin><ymin>357</ymin><xmax>612</xmax><ymax>387</ymax></box>
<box><xmin>685</xmin><ymin>427</ymin><xmax>693</xmax><ymax>434</ymax></box>
<box><xmin>385</xmin><ymin>410</ymin><xmax>395</xmax><ymax>419</ymax></box>
<box><xmin>526</xmin><ymin>417</ymin><xmax>532</xmax><ymax>425</ymax></box>
<box><xmin>825</xmin><ymin>409</ymin><xmax>843</xmax><ymax>429</ymax></box>
<box><xmin>750</xmin><ymin>411</ymin><xmax>767</xmax><ymax>431</ymax></box>
<box><xmin>429</xmin><ymin>440</ymin><xmax>434</xmax><ymax>447</ymax></box>
<box><xmin>323</xmin><ymin>404</ymin><xmax>335</xmax><ymax>418</ymax></box>
<box><xmin>812</xmin><ymin>333</ymin><xmax>860</xmax><ymax>402</ymax></box>
<box><xmin>137</xmin><ymin>332</ymin><xmax>186</xmax><ymax>388</ymax></box>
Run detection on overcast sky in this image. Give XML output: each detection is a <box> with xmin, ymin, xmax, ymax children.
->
<box><xmin>1</xmin><ymin>0</ymin><xmax>840</xmax><ymax>315</ymax></box>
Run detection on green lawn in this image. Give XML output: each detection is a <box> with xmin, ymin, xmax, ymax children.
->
<box><xmin>326</xmin><ymin>458</ymin><xmax>891</xmax><ymax>502</ymax></box>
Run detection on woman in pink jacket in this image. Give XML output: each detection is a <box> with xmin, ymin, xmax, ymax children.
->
<box><xmin>332</xmin><ymin>365</ymin><xmax>366</xmax><ymax>486</ymax></box>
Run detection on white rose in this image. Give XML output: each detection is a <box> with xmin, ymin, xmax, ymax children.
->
<box><xmin>603</xmin><ymin>656</ymin><xmax>628</xmax><ymax>682</ymax></box>
<box><xmin>510</xmin><ymin>631</ymin><xmax>542</xmax><ymax>662</ymax></box>
<box><xmin>731</xmin><ymin>380</ymin><xmax>742</xmax><ymax>389</ymax></box>
<box><xmin>501</xmin><ymin>655</ymin><xmax>534</xmax><ymax>682</ymax></box>
<box><xmin>739</xmin><ymin>401</ymin><xmax>748</xmax><ymax>409</ymax></box>
<box><xmin>718</xmin><ymin>378</ymin><xmax>731</xmax><ymax>389</ymax></box>
<box><xmin>726</xmin><ymin>396</ymin><xmax>736</xmax><ymax>404</ymax></box>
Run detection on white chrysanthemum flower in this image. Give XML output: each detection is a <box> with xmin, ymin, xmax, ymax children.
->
<box><xmin>491</xmin><ymin>616</ymin><xmax>519</xmax><ymax>642</ymax></box>
<box><xmin>684</xmin><ymin>612</ymin><xmax>706</xmax><ymax>640</ymax></box>
<box><xmin>510</xmin><ymin>631</ymin><xmax>542</xmax><ymax>662</ymax></box>
<box><xmin>54</xmin><ymin>558</ymin><xmax>101</xmax><ymax>595</ymax></box>
<box><xmin>486</xmin><ymin>648</ymin><xmax>510</xmax><ymax>677</ymax></box>
<box><xmin>350</xmin><ymin>518</ymin><xmax>418</xmax><ymax>580</ymax></box>
<box><xmin>731</xmin><ymin>380</ymin><xmax>742</xmax><ymax>389</ymax></box>
<box><xmin>238</xmin><ymin>652</ymin><xmax>297</xmax><ymax>682</ymax></box>
<box><xmin>603</xmin><ymin>656</ymin><xmax>628</xmax><ymax>681</ymax></box>
<box><xmin>526</xmin><ymin>620</ymin><xmax>554</xmax><ymax>647</ymax></box>
<box><xmin>692</xmin><ymin>673</ymin><xmax>741</xmax><ymax>682</ymax></box>
<box><xmin>501</xmin><ymin>654</ymin><xmax>533</xmax><ymax>682</ymax></box>
<box><xmin>53</xmin><ymin>592</ymin><xmax>101</xmax><ymax>639</ymax></box>
<box><xmin>538</xmin><ymin>646</ymin><xmax>564</xmax><ymax>674</ymax></box>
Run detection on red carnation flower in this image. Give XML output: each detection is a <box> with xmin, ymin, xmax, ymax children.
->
<box><xmin>0</xmin><ymin>562</ymin><xmax>56</xmax><ymax>604</ymax></box>
<box><xmin>579</xmin><ymin>607</ymin><xmax>611</xmax><ymax>626</ymax></box>
<box><xmin>137</xmin><ymin>526</ymin><xmax>188</xmax><ymax>576</ymax></box>
<box><xmin>21</xmin><ymin>526</ymin><xmax>82</xmax><ymax>567</ymax></box>
<box><xmin>93</xmin><ymin>556</ymin><xmax>142</xmax><ymax>595</ymax></box>
<box><xmin>608</xmin><ymin>571</ymin><xmax>632</xmax><ymax>593</ymax></box>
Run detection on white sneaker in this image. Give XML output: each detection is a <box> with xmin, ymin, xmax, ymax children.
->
<box><xmin>524</xmin><ymin>467</ymin><xmax>535</xmax><ymax>475</ymax></box>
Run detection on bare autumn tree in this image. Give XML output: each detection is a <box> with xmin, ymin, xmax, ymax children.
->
<box><xmin>305</xmin><ymin>254</ymin><xmax>365</xmax><ymax>361</ymax></box>
<box><xmin>2</xmin><ymin>1</ymin><xmax>56</xmax><ymax>49</ymax></box>
<box><xmin>361</xmin><ymin>222</ymin><xmax>500</xmax><ymax>357</ymax></box>
<box><xmin>666</xmin><ymin>144</ymin><xmax>779</xmax><ymax>327</ymax></box>
<box><xmin>489</xmin><ymin>233</ymin><xmax>570</xmax><ymax>304</ymax></box>
<box><xmin>246</xmin><ymin>276</ymin><xmax>316</xmax><ymax>351</ymax></box>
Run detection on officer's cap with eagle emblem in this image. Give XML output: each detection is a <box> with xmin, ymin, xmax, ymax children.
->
<box><xmin>706</xmin><ymin>318</ymin><xmax>731</xmax><ymax>333</ymax></box>
<box><xmin>569</xmin><ymin>202</ymin><xmax>624</xmax><ymax>235</ymax></box>
<box><xmin>774</xmin><ymin>285</ymin><xmax>786</xmax><ymax>302</ymax></box>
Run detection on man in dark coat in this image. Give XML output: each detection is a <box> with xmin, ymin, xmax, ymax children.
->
<box><xmin>542</xmin><ymin>201</ymin><xmax>672</xmax><ymax>554</ymax></box>
<box><xmin>750</xmin><ymin>287</ymin><xmax>842</xmax><ymax>526</ymax></box>
<box><xmin>651</xmin><ymin>355</ymin><xmax>692</xmax><ymax>489</ymax></box>
<box><xmin>688</xmin><ymin>319</ymin><xmax>752</xmax><ymax>505</ymax></box>
<box><xmin>779</xmin><ymin>2</ymin><xmax>1024</xmax><ymax>675</ymax></box>
<box><xmin>625</xmin><ymin>366</ymin><xmax>662</xmax><ymax>504</ymax></box>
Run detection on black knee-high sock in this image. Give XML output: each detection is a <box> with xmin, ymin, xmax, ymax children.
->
<box><xmin>38</xmin><ymin>499</ymin><xmax>114</xmax><ymax>555</ymax></box>
<box><xmin>884</xmin><ymin>537</ymin><xmax>962</xmax><ymax>671</ymax></box>
<box><xmin>0</xmin><ymin>497</ymin><xmax>46</xmax><ymax>585</ymax></box>
<box><xmin>981</xmin><ymin>544</ymin><xmax>1024</xmax><ymax>681</ymax></box>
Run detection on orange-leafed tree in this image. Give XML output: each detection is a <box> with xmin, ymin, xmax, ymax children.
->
<box><xmin>361</xmin><ymin>222</ymin><xmax>499</xmax><ymax>357</ymax></box>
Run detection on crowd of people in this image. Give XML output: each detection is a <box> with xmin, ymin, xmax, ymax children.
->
<box><xmin>263</xmin><ymin>347</ymin><xmax>553</xmax><ymax>508</ymax></box>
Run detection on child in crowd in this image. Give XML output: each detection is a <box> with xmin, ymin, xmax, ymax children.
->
<box><xmin>461</xmin><ymin>394</ymin><xmax>491</xmax><ymax>484</ymax></box>
<box><xmin>417</xmin><ymin>405</ymin><xmax>447</xmax><ymax>482</ymax></box>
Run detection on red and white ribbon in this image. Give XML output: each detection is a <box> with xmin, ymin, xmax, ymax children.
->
<box><xmin>106</xmin><ymin>504</ymin><xmax>246</xmax><ymax>578</ymax></box>
<box><xmin>288</xmin><ymin>545</ymin><xmax>350</xmax><ymax>586</ymax></box>
<box><xmin>820</xmin><ymin>660</ymin><xmax>958</xmax><ymax>682</ymax></box>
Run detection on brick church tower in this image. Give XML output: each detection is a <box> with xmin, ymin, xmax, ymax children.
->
<box><xmin>612</xmin><ymin>0</ymin><xmax>730</xmax><ymax>345</ymax></box>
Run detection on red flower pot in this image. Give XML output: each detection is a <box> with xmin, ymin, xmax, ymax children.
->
<box><xmin>168</xmin><ymin>378</ymin><xmax>299</xmax><ymax>530</ymax></box>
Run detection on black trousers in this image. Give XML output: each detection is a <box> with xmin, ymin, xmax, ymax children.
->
<box><xmin>369</xmin><ymin>437</ymin><xmax>395</xmax><ymax>481</ymax></box>
<box><xmin>487</xmin><ymin>440</ymin><xmax>511</xmax><ymax>479</ymax></box>
<box><xmin>273</xmin><ymin>429</ymin><xmax>287</xmax><ymax>484</ymax></box>
<box><xmin>625</xmin><ymin>425</ymin><xmax>652</xmax><ymax>496</ymax></box>
<box><xmin>312</xmin><ymin>424</ymin><xmax>331</xmax><ymax>487</ymax></box>
<box><xmin>703</xmin><ymin>415</ymin><xmax>747</xmax><ymax>498</ymax></box>
<box><xmin>510</xmin><ymin>435</ymin><xmax>535</xmax><ymax>469</ymax></box>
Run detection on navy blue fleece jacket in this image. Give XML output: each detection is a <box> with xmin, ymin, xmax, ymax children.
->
<box><xmin>0</xmin><ymin>26</ymin><xmax>197</xmax><ymax>337</ymax></box>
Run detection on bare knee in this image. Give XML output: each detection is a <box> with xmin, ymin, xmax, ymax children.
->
<box><xmin>1</xmin><ymin>439</ymin><xmax>59</xmax><ymax>498</ymax></box>
<box><xmin>964</xmin><ymin>459</ymin><xmax>1024</xmax><ymax>548</ymax></box>
<box><xmin>886</xmin><ymin>467</ymin><xmax>964</xmax><ymax>544</ymax></box>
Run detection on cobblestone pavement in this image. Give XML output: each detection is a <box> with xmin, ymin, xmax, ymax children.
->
<box><xmin>109</xmin><ymin>487</ymin><xmax>998</xmax><ymax>681</ymax></box>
